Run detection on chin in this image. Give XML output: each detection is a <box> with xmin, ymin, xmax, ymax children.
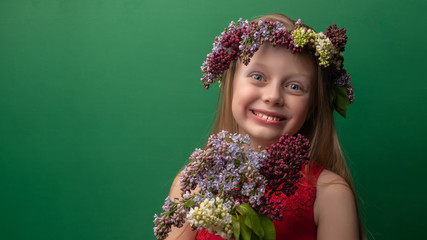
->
<box><xmin>248</xmin><ymin>133</ymin><xmax>282</xmax><ymax>148</ymax></box>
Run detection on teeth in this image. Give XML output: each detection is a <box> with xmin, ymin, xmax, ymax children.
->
<box><xmin>256</xmin><ymin>112</ymin><xmax>281</xmax><ymax>121</ymax></box>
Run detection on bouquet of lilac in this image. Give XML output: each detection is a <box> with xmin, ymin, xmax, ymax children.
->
<box><xmin>154</xmin><ymin>131</ymin><xmax>310</xmax><ymax>240</ymax></box>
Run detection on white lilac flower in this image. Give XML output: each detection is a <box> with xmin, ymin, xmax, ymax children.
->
<box><xmin>186</xmin><ymin>197</ymin><xmax>233</xmax><ymax>239</ymax></box>
<box><xmin>315</xmin><ymin>32</ymin><xmax>340</xmax><ymax>67</ymax></box>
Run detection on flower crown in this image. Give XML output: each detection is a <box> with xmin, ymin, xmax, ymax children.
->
<box><xmin>200</xmin><ymin>18</ymin><xmax>354</xmax><ymax>118</ymax></box>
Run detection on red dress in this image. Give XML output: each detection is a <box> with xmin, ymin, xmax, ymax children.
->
<box><xmin>195</xmin><ymin>164</ymin><xmax>324</xmax><ymax>240</ymax></box>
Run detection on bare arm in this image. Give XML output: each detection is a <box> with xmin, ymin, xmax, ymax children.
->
<box><xmin>164</xmin><ymin>172</ymin><xmax>197</xmax><ymax>240</ymax></box>
<box><xmin>314</xmin><ymin>170</ymin><xmax>359</xmax><ymax>240</ymax></box>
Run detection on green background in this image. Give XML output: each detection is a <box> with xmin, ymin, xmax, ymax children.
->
<box><xmin>1</xmin><ymin>0</ymin><xmax>426</xmax><ymax>239</ymax></box>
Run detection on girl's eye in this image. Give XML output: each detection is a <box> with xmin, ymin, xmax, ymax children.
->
<box><xmin>252</xmin><ymin>74</ymin><xmax>263</xmax><ymax>81</ymax></box>
<box><xmin>288</xmin><ymin>84</ymin><xmax>300</xmax><ymax>91</ymax></box>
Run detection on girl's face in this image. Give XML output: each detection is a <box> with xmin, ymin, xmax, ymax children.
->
<box><xmin>231</xmin><ymin>43</ymin><xmax>316</xmax><ymax>148</ymax></box>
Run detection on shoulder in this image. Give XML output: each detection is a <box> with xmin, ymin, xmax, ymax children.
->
<box><xmin>315</xmin><ymin>170</ymin><xmax>354</xmax><ymax>207</ymax></box>
<box><xmin>316</xmin><ymin>169</ymin><xmax>350</xmax><ymax>189</ymax></box>
<box><xmin>165</xmin><ymin>171</ymin><xmax>198</xmax><ymax>240</ymax></box>
<box><xmin>313</xmin><ymin>170</ymin><xmax>359</xmax><ymax>240</ymax></box>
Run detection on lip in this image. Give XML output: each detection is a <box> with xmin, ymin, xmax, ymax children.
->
<box><xmin>250</xmin><ymin>109</ymin><xmax>287</xmax><ymax>125</ymax></box>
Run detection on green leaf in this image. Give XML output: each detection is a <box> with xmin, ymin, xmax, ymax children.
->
<box><xmin>184</xmin><ymin>199</ymin><xmax>195</xmax><ymax>208</ymax></box>
<box><xmin>259</xmin><ymin>213</ymin><xmax>276</xmax><ymax>240</ymax></box>
<box><xmin>330</xmin><ymin>85</ymin><xmax>337</xmax><ymax>105</ymax></box>
<box><xmin>334</xmin><ymin>85</ymin><xmax>349</xmax><ymax>119</ymax></box>
<box><xmin>232</xmin><ymin>215</ymin><xmax>240</xmax><ymax>240</ymax></box>
<box><xmin>239</xmin><ymin>215</ymin><xmax>252</xmax><ymax>240</ymax></box>
<box><xmin>237</xmin><ymin>203</ymin><xmax>264</xmax><ymax>238</ymax></box>
<box><xmin>252</xmin><ymin>235</ymin><xmax>260</xmax><ymax>240</ymax></box>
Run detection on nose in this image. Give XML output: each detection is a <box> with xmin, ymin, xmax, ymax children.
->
<box><xmin>262</xmin><ymin>82</ymin><xmax>284</xmax><ymax>106</ymax></box>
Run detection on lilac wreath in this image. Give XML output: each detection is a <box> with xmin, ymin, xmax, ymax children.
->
<box><xmin>200</xmin><ymin>18</ymin><xmax>354</xmax><ymax>118</ymax></box>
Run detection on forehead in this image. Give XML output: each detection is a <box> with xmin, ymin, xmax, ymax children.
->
<box><xmin>236</xmin><ymin>43</ymin><xmax>317</xmax><ymax>81</ymax></box>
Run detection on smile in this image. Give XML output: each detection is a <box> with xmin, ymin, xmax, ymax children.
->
<box><xmin>251</xmin><ymin>110</ymin><xmax>285</xmax><ymax>122</ymax></box>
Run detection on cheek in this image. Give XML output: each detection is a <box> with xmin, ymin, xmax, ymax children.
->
<box><xmin>231</xmin><ymin>97</ymin><xmax>237</xmax><ymax>118</ymax></box>
<box><xmin>230</xmin><ymin>88</ymin><xmax>239</xmax><ymax>119</ymax></box>
<box><xmin>231</xmin><ymin>90</ymin><xmax>244</xmax><ymax>117</ymax></box>
<box><xmin>231</xmin><ymin>82</ymin><xmax>246</xmax><ymax>109</ymax></box>
<box><xmin>231</xmin><ymin>85</ymin><xmax>253</xmax><ymax>122</ymax></box>
<box><xmin>289</xmin><ymin>96</ymin><xmax>311</xmax><ymax>118</ymax></box>
<box><xmin>300</xmin><ymin>98</ymin><xmax>312</xmax><ymax>119</ymax></box>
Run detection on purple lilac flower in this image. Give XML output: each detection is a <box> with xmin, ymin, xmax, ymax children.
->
<box><xmin>347</xmin><ymin>85</ymin><xmax>354</xmax><ymax>104</ymax></box>
<box><xmin>162</xmin><ymin>197</ymin><xmax>172</xmax><ymax>211</ymax></box>
<box><xmin>332</xmin><ymin>68</ymin><xmax>354</xmax><ymax>104</ymax></box>
<box><xmin>153</xmin><ymin>198</ymin><xmax>188</xmax><ymax>240</ymax></box>
<box><xmin>154</xmin><ymin>131</ymin><xmax>311</xmax><ymax>239</ymax></box>
<box><xmin>262</xmin><ymin>134</ymin><xmax>310</xmax><ymax>198</ymax></box>
<box><xmin>254</xmin><ymin>134</ymin><xmax>310</xmax><ymax>220</ymax></box>
<box><xmin>335</xmin><ymin>69</ymin><xmax>351</xmax><ymax>86</ymax></box>
<box><xmin>325</xmin><ymin>23</ymin><xmax>347</xmax><ymax>52</ymax></box>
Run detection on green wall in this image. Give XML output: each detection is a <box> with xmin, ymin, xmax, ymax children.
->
<box><xmin>1</xmin><ymin>0</ymin><xmax>426</xmax><ymax>239</ymax></box>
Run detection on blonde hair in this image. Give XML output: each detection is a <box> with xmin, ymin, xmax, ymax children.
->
<box><xmin>210</xmin><ymin>13</ymin><xmax>365</xmax><ymax>239</ymax></box>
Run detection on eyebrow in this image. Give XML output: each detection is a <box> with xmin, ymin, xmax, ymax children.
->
<box><xmin>245</xmin><ymin>60</ymin><xmax>313</xmax><ymax>80</ymax></box>
<box><xmin>247</xmin><ymin>61</ymin><xmax>269</xmax><ymax>69</ymax></box>
<box><xmin>242</xmin><ymin>61</ymin><xmax>270</xmax><ymax>75</ymax></box>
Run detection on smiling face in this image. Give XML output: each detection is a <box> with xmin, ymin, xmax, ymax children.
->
<box><xmin>231</xmin><ymin>43</ymin><xmax>317</xmax><ymax>148</ymax></box>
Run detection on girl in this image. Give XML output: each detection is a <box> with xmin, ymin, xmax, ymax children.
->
<box><xmin>166</xmin><ymin>13</ymin><xmax>364</xmax><ymax>240</ymax></box>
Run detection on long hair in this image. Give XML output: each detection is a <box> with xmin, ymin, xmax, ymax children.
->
<box><xmin>209</xmin><ymin>13</ymin><xmax>365</xmax><ymax>239</ymax></box>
